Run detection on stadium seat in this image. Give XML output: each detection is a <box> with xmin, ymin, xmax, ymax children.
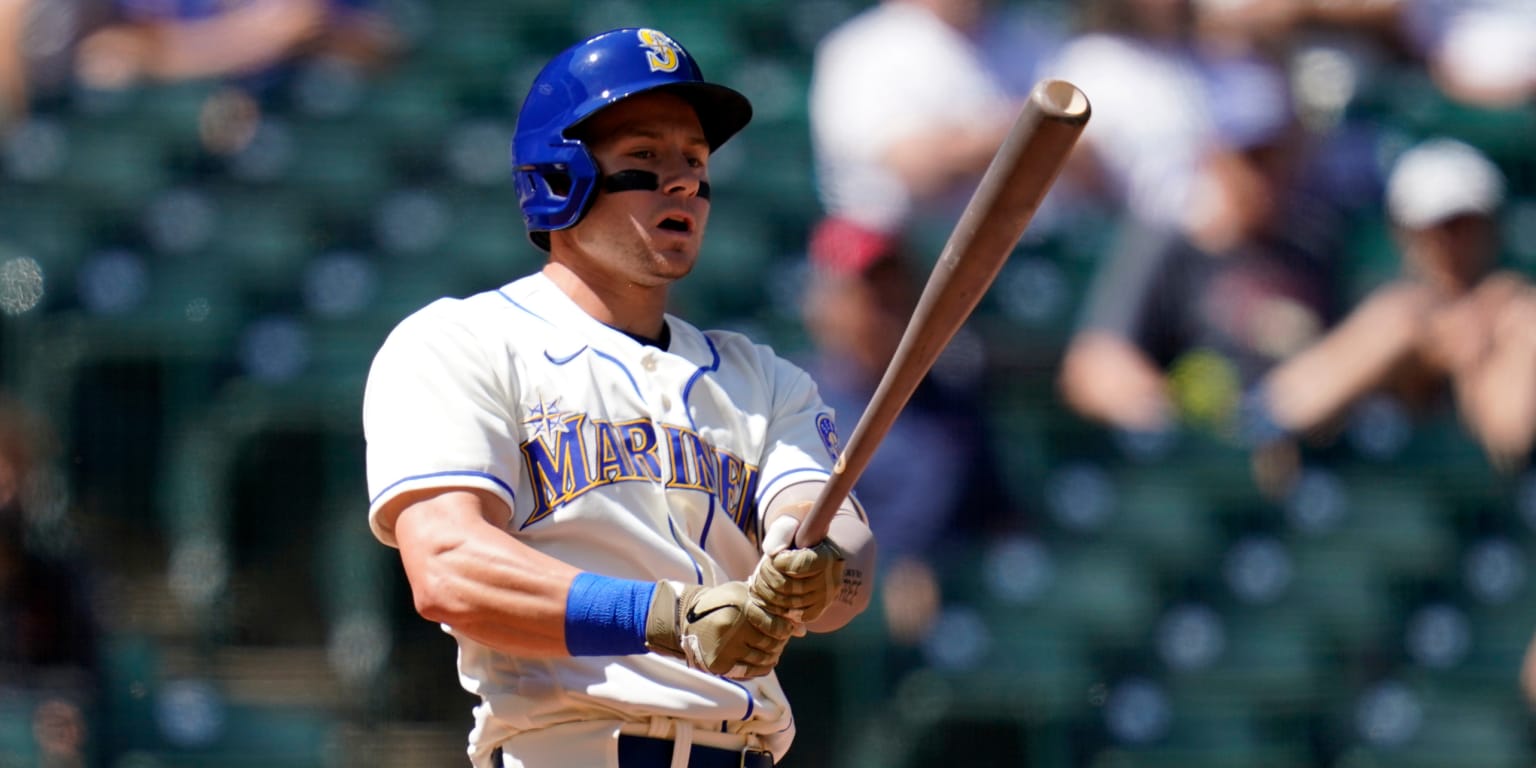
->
<box><xmin>1289</xmin><ymin>543</ymin><xmax>1393</xmax><ymax>654</ymax></box>
<box><xmin>281</xmin><ymin>120</ymin><xmax>393</xmax><ymax>209</ymax></box>
<box><xmin>0</xmin><ymin>187</ymin><xmax>90</xmax><ymax>282</ymax></box>
<box><xmin>1344</xmin><ymin>686</ymin><xmax>1533</xmax><ymax>768</ymax></box>
<box><xmin>200</xmin><ymin>187</ymin><xmax>318</xmax><ymax>296</ymax></box>
<box><xmin>1330</xmin><ymin>469</ymin><xmax>1456</xmax><ymax>583</ymax></box>
<box><xmin>354</xmin><ymin>71</ymin><xmax>462</xmax><ymax>169</ymax></box>
<box><xmin>0</xmin><ymin>689</ymin><xmax>40</xmax><ymax>764</ymax></box>
<box><xmin>1105</xmin><ymin>466</ymin><xmax>1225</xmax><ymax>577</ymax></box>
<box><xmin>1168</xmin><ymin>603</ymin><xmax>1328</xmax><ymax>709</ymax></box>
<box><xmin>1032</xmin><ymin>545</ymin><xmax>1162</xmax><ymax>649</ymax></box>
<box><xmin>58</xmin><ymin>117</ymin><xmax>174</xmax><ymax>212</ymax></box>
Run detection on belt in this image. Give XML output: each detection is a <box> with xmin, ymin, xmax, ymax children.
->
<box><xmin>618</xmin><ymin>734</ymin><xmax>774</xmax><ymax>768</ymax></box>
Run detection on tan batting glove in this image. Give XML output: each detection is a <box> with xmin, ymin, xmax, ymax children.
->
<box><xmin>749</xmin><ymin>541</ymin><xmax>847</xmax><ymax>623</ymax></box>
<box><xmin>645</xmin><ymin>580</ymin><xmax>793</xmax><ymax>678</ymax></box>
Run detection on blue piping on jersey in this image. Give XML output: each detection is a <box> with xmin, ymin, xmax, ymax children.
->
<box><xmin>538</xmin><ymin>345</ymin><xmax>645</xmax><ymax>401</ymax></box>
<box><xmin>724</xmin><ymin>678</ymin><xmax>754</xmax><ymax>721</ymax></box>
<box><xmin>753</xmin><ymin>467</ymin><xmax>832</xmax><ymax>507</ymax></box>
<box><xmin>592</xmin><ymin>349</ymin><xmax>644</xmax><ymax>400</ymax></box>
<box><xmin>698</xmin><ymin>495</ymin><xmax>716</xmax><ymax>548</ymax></box>
<box><xmin>666</xmin><ymin>516</ymin><xmax>705</xmax><ymax>585</ymax></box>
<box><xmin>679</xmin><ymin>334</ymin><xmax>722</xmax><ymax>431</ymax></box>
<box><xmin>370</xmin><ymin>470</ymin><xmax>516</xmax><ymax>507</ymax></box>
<box><xmin>544</xmin><ymin>347</ymin><xmax>586</xmax><ymax>365</ymax></box>
<box><xmin>683</xmin><ymin>334</ymin><xmax>723</xmax><ymax>542</ymax></box>
<box><xmin>495</xmin><ymin>289</ymin><xmax>555</xmax><ymax>325</ymax></box>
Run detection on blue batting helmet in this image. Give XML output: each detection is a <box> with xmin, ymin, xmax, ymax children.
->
<box><xmin>512</xmin><ymin>28</ymin><xmax>753</xmax><ymax>249</ymax></box>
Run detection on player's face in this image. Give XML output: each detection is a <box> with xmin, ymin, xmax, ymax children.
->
<box><xmin>557</xmin><ymin>92</ymin><xmax>711</xmax><ymax>287</ymax></box>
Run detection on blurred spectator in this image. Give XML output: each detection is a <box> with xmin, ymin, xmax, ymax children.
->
<box><xmin>1399</xmin><ymin>0</ymin><xmax>1536</xmax><ymax>108</ymax></box>
<box><xmin>0</xmin><ymin>0</ymin><xmax>111</xmax><ymax>133</ymax></box>
<box><xmin>72</xmin><ymin>0</ymin><xmax>398</xmax><ymax>92</ymax></box>
<box><xmin>800</xmin><ymin>219</ymin><xmax>1015</xmax><ymax>645</ymax></box>
<box><xmin>1254</xmin><ymin>138</ymin><xmax>1536</xmax><ymax>472</ymax></box>
<box><xmin>1058</xmin><ymin>60</ymin><xmax>1340</xmax><ymax>439</ymax></box>
<box><xmin>1197</xmin><ymin>0</ymin><xmax>1536</xmax><ymax>108</ymax></box>
<box><xmin>1046</xmin><ymin>0</ymin><xmax>1225</xmax><ymax>229</ymax></box>
<box><xmin>0</xmin><ymin>394</ymin><xmax>99</xmax><ymax>766</ymax></box>
<box><xmin>808</xmin><ymin>0</ymin><xmax>1018</xmax><ymax>242</ymax></box>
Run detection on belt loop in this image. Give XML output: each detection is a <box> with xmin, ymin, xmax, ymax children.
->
<box><xmin>738</xmin><ymin>744</ymin><xmax>750</xmax><ymax>768</ymax></box>
<box><xmin>646</xmin><ymin>717</ymin><xmax>670</xmax><ymax>740</ymax></box>
<box><xmin>670</xmin><ymin>720</ymin><xmax>693</xmax><ymax>768</ymax></box>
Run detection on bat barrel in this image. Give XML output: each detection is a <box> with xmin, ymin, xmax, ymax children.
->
<box><xmin>794</xmin><ymin>80</ymin><xmax>1090</xmax><ymax>548</ymax></box>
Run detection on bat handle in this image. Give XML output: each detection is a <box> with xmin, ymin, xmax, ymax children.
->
<box><xmin>793</xmin><ymin>464</ymin><xmax>855</xmax><ymax>548</ymax></box>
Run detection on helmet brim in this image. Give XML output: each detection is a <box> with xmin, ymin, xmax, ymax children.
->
<box><xmin>568</xmin><ymin>81</ymin><xmax>753</xmax><ymax>152</ymax></box>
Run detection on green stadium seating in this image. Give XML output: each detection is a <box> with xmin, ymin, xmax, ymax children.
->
<box><xmin>1169</xmin><ymin>604</ymin><xmax>1328</xmax><ymax>710</ymax></box>
<box><xmin>0</xmin><ymin>187</ymin><xmax>90</xmax><ymax>279</ymax></box>
<box><xmin>58</xmin><ymin>118</ymin><xmax>174</xmax><ymax>212</ymax></box>
<box><xmin>1289</xmin><ymin>543</ymin><xmax>1394</xmax><ymax>654</ymax></box>
<box><xmin>0</xmin><ymin>690</ymin><xmax>40</xmax><ymax>765</ymax></box>
<box><xmin>280</xmin><ymin>120</ymin><xmax>393</xmax><ymax>208</ymax></box>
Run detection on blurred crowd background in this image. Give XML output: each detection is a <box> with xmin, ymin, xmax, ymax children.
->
<box><xmin>0</xmin><ymin>0</ymin><xmax>1534</xmax><ymax>766</ymax></box>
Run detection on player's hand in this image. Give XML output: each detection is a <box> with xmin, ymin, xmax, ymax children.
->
<box><xmin>645</xmin><ymin>580</ymin><xmax>793</xmax><ymax>678</ymax></box>
<box><xmin>749</xmin><ymin>516</ymin><xmax>847</xmax><ymax>624</ymax></box>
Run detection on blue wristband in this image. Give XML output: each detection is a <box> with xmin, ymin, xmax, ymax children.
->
<box><xmin>564</xmin><ymin>573</ymin><xmax>655</xmax><ymax>656</ymax></box>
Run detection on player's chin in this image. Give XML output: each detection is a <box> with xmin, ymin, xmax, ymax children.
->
<box><xmin>647</xmin><ymin>236</ymin><xmax>700</xmax><ymax>273</ymax></box>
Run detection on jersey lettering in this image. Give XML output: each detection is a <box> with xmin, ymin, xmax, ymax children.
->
<box><xmin>521</xmin><ymin>414</ymin><xmax>760</xmax><ymax>533</ymax></box>
<box><xmin>521</xmin><ymin>413</ymin><xmax>592</xmax><ymax>528</ymax></box>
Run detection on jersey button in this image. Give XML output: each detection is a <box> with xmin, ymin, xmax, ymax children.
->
<box><xmin>660</xmin><ymin>395</ymin><xmax>673</xmax><ymax>410</ymax></box>
<box><xmin>641</xmin><ymin>355</ymin><xmax>657</xmax><ymax>372</ymax></box>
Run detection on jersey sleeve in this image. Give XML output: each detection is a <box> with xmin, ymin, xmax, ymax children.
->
<box><xmin>362</xmin><ymin>301</ymin><xmax>522</xmax><ymax>546</ymax></box>
<box><xmin>752</xmin><ymin>350</ymin><xmax>865</xmax><ymax>530</ymax></box>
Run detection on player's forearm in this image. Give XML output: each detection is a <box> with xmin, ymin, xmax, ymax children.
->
<box><xmin>803</xmin><ymin>513</ymin><xmax>874</xmax><ymax>633</ymax></box>
<box><xmin>394</xmin><ymin>491</ymin><xmax>579</xmax><ymax>657</ymax></box>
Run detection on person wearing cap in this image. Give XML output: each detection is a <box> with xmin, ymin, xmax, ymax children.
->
<box><xmin>362</xmin><ymin>28</ymin><xmax>875</xmax><ymax>767</ymax></box>
<box><xmin>1253</xmin><ymin>138</ymin><xmax>1536</xmax><ymax>470</ymax></box>
<box><xmin>798</xmin><ymin>220</ymin><xmax>1015</xmax><ymax>649</ymax></box>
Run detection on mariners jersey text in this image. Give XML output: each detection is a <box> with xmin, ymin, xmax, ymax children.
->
<box><xmin>520</xmin><ymin>411</ymin><xmax>761</xmax><ymax>533</ymax></box>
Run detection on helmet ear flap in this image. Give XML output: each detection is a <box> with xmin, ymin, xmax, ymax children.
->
<box><xmin>516</xmin><ymin>141</ymin><xmax>601</xmax><ymax>250</ymax></box>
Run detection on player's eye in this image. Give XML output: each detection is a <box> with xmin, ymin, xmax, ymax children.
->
<box><xmin>628</xmin><ymin>149</ymin><xmax>656</xmax><ymax>160</ymax></box>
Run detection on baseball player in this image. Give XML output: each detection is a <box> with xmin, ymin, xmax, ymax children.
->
<box><xmin>362</xmin><ymin>28</ymin><xmax>876</xmax><ymax>768</ymax></box>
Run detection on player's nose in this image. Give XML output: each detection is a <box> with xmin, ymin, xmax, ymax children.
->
<box><xmin>658</xmin><ymin>152</ymin><xmax>706</xmax><ymax>199</ymax></box>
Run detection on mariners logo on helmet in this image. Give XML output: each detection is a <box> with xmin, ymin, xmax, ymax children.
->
<box><xmin>637</xmin><ymin>29</ymin><xmax>681</xmax><ymax>73</ymax></box>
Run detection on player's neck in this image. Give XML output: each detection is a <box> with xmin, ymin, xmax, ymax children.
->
<box><xmin>541</xmin><ymin>262</ymin><xmax>670</xmax><ymax>341</ymax></box>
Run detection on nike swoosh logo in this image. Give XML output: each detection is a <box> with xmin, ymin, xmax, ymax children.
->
<box><xmin>685</xmin><ymin>604</ymin><xmax>733</xmax><ymax>623</ymax></box>
<box><xmin>544</xmin><ymin>346</ymin><xmax>588</xmax><ymax>365</ymax></box>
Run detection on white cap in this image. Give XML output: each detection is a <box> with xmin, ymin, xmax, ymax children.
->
<box><xmin>1386</xmin><ymin>138</ymin><xmax>1505</xmax><ymax>229</ymax></box>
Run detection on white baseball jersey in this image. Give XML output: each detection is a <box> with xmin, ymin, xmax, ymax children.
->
<box><xmin>363</xmin><ymin>271</ymin><xmax>848</xmax><ymax>764</ymax></box>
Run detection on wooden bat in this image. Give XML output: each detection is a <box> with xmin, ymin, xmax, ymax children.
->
<box><xmin>795</xmin><ymin>79</ymin><xmax>1091</xmax><ymax>548</ymax></box>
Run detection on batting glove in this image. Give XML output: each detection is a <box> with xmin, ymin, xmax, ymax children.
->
<box><xmin>645</xmin><ymin>580</ymin><xmax>793</xmax><ymax>678</ymax></box>
<box><xmin>749</xmin><ymin>516</ymin><xmax>847</xmax><ymax>623</ymax></box>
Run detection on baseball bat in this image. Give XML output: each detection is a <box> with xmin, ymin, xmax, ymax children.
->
<box><xmin>795</xmin><ymin>79</ymin><xmax>1091</xmax><ymax>548</ymax></box>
